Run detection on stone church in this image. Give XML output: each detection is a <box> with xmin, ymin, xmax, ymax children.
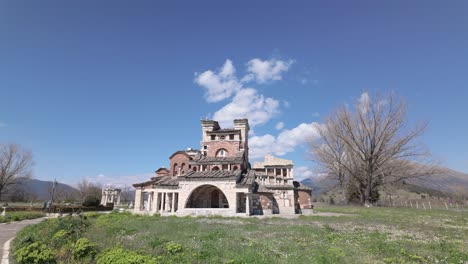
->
<box><xmin>133</xmin><ymin>119</ymin><xmax>312</xmax><ymax>216</ymax></box>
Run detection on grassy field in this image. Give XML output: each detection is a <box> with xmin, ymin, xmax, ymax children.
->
<box><xmin>0</xmin><ymin>211</ymin><xmax>45</xmax><ymax>223</ymax></box>
<box><xmin>11</xmin><ymin>206</ymin><xmax>468</xmax><ymax>264</ymax></box>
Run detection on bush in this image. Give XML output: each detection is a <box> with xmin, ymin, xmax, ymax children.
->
<box><xmin>165</xmin><ymin>241</ymin><xmax>183</xmax><ymax>254</ymax></box>
<box><xmin>14</xmin><ymin>242</ymin><xmax>56</xmax><ymax>264</ymax></box>
<box><xmin>72</xmin><ymin>237</ymin><xmax>97</xmax><ymax>260</ymax></box>
<box><xmin>96</xmin><ymin>248</ymin><xmax>158</xmax><ymax>264</ymax></box>
<box><xmin>83</xmin><ymin>196</ymin><xmax>101</xmax><ymax>207</ymax></box>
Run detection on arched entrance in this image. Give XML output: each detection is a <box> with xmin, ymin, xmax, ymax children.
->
<box><xmin>185</xmin><ymin>185</ymin><xmax>229</xmax><ymax>208</ymax></box>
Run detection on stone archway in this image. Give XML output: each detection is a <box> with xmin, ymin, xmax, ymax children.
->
<box><xmin>185</xmin><ymin>185</ymin><xmax>229</xmax><ymax>208</ymax></box>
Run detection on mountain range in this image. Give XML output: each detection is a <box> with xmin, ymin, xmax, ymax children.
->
<box><xmin>300</xmin><ymin>166</ymin><xmax>468</xmax><ymax>198</ymax></box>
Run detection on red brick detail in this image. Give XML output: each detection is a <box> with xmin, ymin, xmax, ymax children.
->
<box><xmin>156</xmin><ymin>168</ymin><xmax>169</xmax><ymax>176</ymax></box>
<box><xmin>169</xmin><ymin>153</ymin><xmax>191</xmax><ymax>176</ymax></box>
<box><xmin>296</xmin><ymin>190</ymin><xmax>312</xmax><ymax>209</ymax></box>
<box><xmin>202</xmin><ymin>141</ymin><xmax>241</xmax><ymax>157</ymax></box>
<box><xmin>258</xmin><ymin>193</ymin><xmax>275</xmax><ymax>209</ymax></box>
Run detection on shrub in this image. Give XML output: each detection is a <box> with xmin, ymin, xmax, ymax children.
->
<box><xmin>52</xmin><ymin>229</ymin><xmax>69</xmax><ymax>248</ymax></box>
<box><xmin>165</xmin><ymin>241</ymin><xmax>183</xmax><ymax>254</ymax></box>
<box><xmin>83</xmin><ymin>196</ymin><xmax>101</xmax><ymax>207</ymax></box>
<box><xmin>14</xmin><ymin>242</ymin><xmax>56</xmax><ymax>264</ymax></box>
<box><xmin>96</xmin><ymin>248</ymin><xmax>158</xmax><ymax>264</ymax></box>
<box><xmin>72</xmin><ymin>237</ymin><xmax>97</xmax><ymax>260</ymax></box>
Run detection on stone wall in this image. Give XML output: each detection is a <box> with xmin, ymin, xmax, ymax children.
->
<box><xmin>296</xmin><ymin>190</ymin><xmax>313</xmax><ymax>210</ymax></box>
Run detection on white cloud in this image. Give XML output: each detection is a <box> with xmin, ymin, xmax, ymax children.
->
<box><xmin>295</xmin><ymin>166</ymin><xmax>316</xmax><ymax>181</ymax></box>
<box><xmin>213</xmin><ymin>88</ymin><xmax>280</xmax><ymax>128</ymax></box>
<box><xmin>312</xmin><ymin>112</ymin><xmax>320</xmax><ymax>117</ymax></box>
<box><xmin>194</xmin><ymin>58</ymin><xmax>295</xmax><ymax>128</ymax></box>
<box><xmin>249</xmin><ymin>134</ymin><xmax>277</xmax><ymax>159</ymax></box>
<box><xmin>194</xmin><ymin>59</ymin><xmax>241</xmax><ymax>103</ymax></box>
<box><xmin>249</xmin><ymin>122</ymin><xmax>322</xmax><ymax>159</ymax></box>
<box><xmin>275</xmin><ymin>121</ymin><xmax>284</xmax><ymax>130</ymax></box>
<box><xmin>242</xmin><ymin>58</ymin><xmax>294</xmax><ymax>84</ymax></box>
<box><xmin>80</xmin><ymin>173</ymin><xmax>153</xmax><ymax>188</ymax></box>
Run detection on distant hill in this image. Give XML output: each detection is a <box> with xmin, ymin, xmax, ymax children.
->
<box><xmin>5</xmin><ymin>178</ymin><xmax>79</xmax><ymax>202</ymax></box>
<box><xmin>301</xmin><ymin>166</ymin><xmax>468</xmax><ymax>198</ymax></box>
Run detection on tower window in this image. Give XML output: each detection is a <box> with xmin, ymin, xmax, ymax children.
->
<box><xmin>211</xmin><ymin>135</ymin><xmax>216</xmax><ymax>140</ymax></box>
<box><xmin>216</xmin><ymin>148</ymin><xmax>228</xmax><ymax>157</ymax></box>
<box><xmin>220</xmin><ymin>135</ymin><xmax>225</xmax><ymax>140</ymax></box>
<box><xmin>229</xmin><ymin>134</ymin><xmax>234</xmax><ymax>140</ymax></box>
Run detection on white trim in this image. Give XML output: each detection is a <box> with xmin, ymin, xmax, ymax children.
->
<box><xmin>1</xmin><ymin>237</ymin><xmax>13</xmax><ymax>264</ymax></box>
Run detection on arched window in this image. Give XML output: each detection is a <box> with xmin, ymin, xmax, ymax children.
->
<box><xmin>232</xmin><ymin>166</ymin><xmax>238</xmax><ymax>171</ymax></box>
<box><xmin>216</xmin><ymin>148</ymin><xmax>228</xmax><ymax>157</ymax></box>
<box><xmin>193</xmin><ymin>166</ymin><xmax>197</xmax><ymax>172</ymax></box>
<box><xmin>173</xmin><ymin>163</ymin><xmax>178</xmax><ymax>176</ymax></box>
<box><xmin>212</xmin><ymin>166</ymin><xmax>220</xmax><ymax>171</ymax></box>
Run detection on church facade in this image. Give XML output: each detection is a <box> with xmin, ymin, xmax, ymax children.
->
<box><xmin>132</xmin><ymin>119</ymin><xmax>312</xmax><ymax>217</ymax></box>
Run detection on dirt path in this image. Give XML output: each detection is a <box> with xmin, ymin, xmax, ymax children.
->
<box><xmin>0</xmin><ymin>218</ymin><xmax>48</xmax><ymax>264</ymax></box>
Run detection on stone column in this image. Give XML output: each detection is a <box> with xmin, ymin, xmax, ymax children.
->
<box><xmin>291</xmin><ymin>168</ymin><xmax>294</xmax><ymax>178</ymax></box>
<box><xmin>171</xmin><ymin>193</ymin><xmax>176</xmax><ymax>213</ymax></box>
<box><xmin>134</xmin><ymin>189</ymin><xmax>142</xmax><ymax>211</ymax></box>
<box><xmin>101</xmin><ymin>192</ymin><xmax>106</xmax><ymax>205</ymax></box>
<box><xmin>165</xmin><ymin>193</ymin><xmax>170</xmax><ymax>212</ymax></box>
<box><xmin>147</xmin><ymin>192</ymin><xmax>153</xmax><ymax>211</ymax></box>
<box><xmin>246</xmin><ymin>194</ymin><xmax>251</xmax><ymax>216</ymax></box>
<box><xmin>155</xmin><ymin>192</ymin><xmax>160</xmax><ymax>212</ymax></box>
<box><xmin>159</xmin><ymin>193</ymin><xmax>164</xmax><ymax>212</ymax></box>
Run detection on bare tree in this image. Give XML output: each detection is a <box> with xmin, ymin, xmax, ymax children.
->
<box><xmin>309</xmin><ymin>115</ymin><xmax>350</xmax><ymax>204</ymax></box>
<box><xmin>0</xmin><ymin>144</ymin><xmax>34</xmax><ymax>201</ymax></box>
<box><xmin>310</xmin><ymin>92</ymin><xmax>438</xmax><ymax>206</ymax></box>
<box><xmin>77</xmin><ymin>179</ymin><xmax>102</xmax><ymax>202</ymax></box>
<box><xmin>120</xmin><ymin>185</ymin><xmax>134</xmax><ymax>204</ymax></box>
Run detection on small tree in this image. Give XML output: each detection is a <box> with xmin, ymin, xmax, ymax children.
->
<box><xmin>310</xmin><ymin>92</ymin><xmax>438</xmax><ymax>206</ymax></box>
<box><xmin>0</xmin><ymin>144</ymin><xmax>33</xmax><ymax>201</ymax></box>
<box><xmin>77</xmin><ymin>179</ymin><xmax>102</xmax><ymax>204</ymax></box>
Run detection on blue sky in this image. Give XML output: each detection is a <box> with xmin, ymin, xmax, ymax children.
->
<box><xmin>1</xmin><ymin>1</ymin><xmax>467</xmax><ymax>187</ymax></box>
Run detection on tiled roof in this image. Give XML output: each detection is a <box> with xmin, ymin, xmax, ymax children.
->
<box><xmin>190</xmin><ymin>156</ymin><xmax>244</xmax><ymax>164</ymax></box>
<box><xmin>182</xmin><ymin>170</ymin><xmax>241</xmax><ymax>179</ymax></box>
<box><xmin>154</xmin><ymin>176</ymin><xmax>179</xmax><ymax>186</ymax></box>
<box><xmin>236</xmin><ymin>170</ymin><xmax>256</xmax><ymax>186</ymax></box>
<box><xmin>133</xmin><ymin>176</ymin><xmax>179</xmax><ymax>187</ymax></box>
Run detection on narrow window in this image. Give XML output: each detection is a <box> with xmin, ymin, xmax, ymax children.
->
<box><xmin>216</xmin><ymin>148</ymin><xmax>228</xmax><ymax>157</ymax></box>
<box><xmin>211</xmin><ymin>135</ymin><xmax>216</xmax><ymax>140</ymax></box>
<box><xmin>229</xmin><ymin>134</ymin><xmax>234</xmax><ymax>140</ymax></box>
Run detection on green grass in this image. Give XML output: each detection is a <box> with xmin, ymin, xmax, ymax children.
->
<box><xmin>0</xmin><ymin>211</ymin><xmax>45</xmax><ymax>223</ymax></box>
<box><xmin>11</xmin><ymin>206</ymin><xmax>468</xmax><ymax>264</ymax></box>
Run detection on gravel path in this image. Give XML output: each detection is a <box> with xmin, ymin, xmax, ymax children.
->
<box><xmin>0</xmin><ymin>218</ymin><xmax>48</xmax><ymax>264</ymax></box>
